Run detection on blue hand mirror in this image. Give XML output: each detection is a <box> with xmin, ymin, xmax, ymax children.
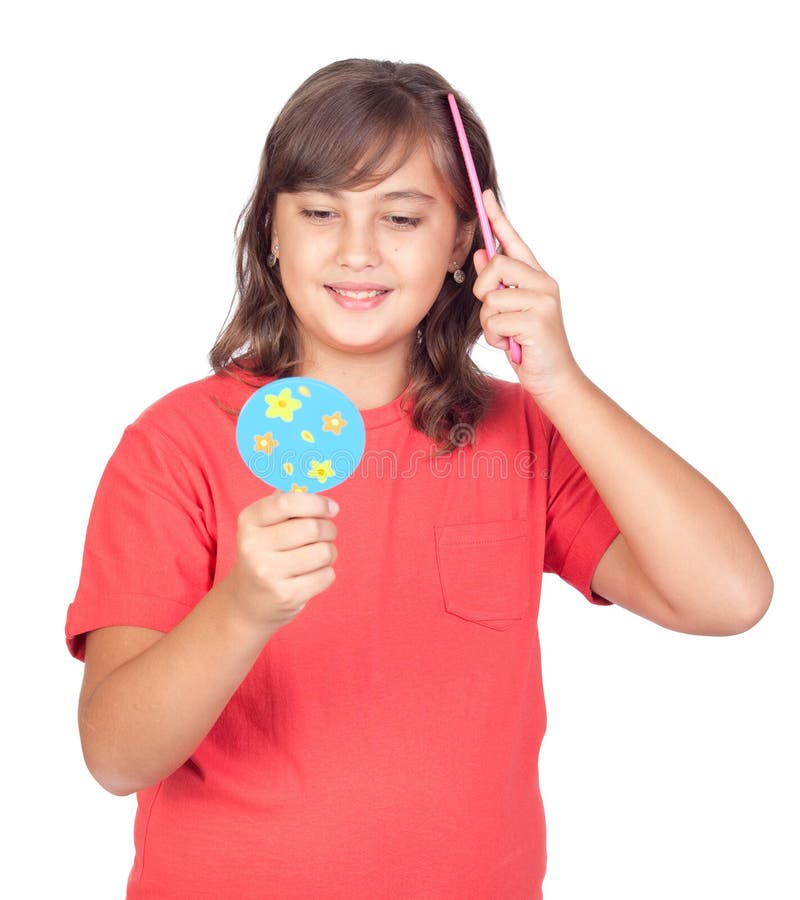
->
<box><xmin>236</xmin><ymin>377</ymin><xmax>366</xmax><ymax>493</ymax></box>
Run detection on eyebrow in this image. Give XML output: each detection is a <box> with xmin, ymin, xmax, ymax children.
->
<box><xmin>297</xmin><ymin>188</ymin><xmax>438</xmax><ymax>205</ymax></box>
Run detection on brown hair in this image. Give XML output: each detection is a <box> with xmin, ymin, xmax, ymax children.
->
<box><xmin>209</xmin><ymin>58</ymin><xmax>501</xmax><ymax>454</ymax></box>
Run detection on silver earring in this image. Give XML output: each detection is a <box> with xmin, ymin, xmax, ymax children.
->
<box><xmin>267</xmin><ymin>243</ymin><xmax>279</xmax><ymax>267</ymax></box>
<box><xmin>453</xmin><ymin>262</ymin><xmax>465</xmax><ymax>284</ymax></box>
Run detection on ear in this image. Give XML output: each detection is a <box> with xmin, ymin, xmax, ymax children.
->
<box><xmin>452</xmin><ymin>220</ymin><xmax>476</xmax><ymax>267</ymax></box>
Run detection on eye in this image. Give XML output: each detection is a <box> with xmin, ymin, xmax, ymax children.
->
<box><xmin>300</xmin><ymin>209</ymin><xmax>337</xmax><ymax>223</ymax></box>
<box><xmin>386</xmin><ymin>215</ymin><xmax>421</xmax><ymax>229</ymax></box>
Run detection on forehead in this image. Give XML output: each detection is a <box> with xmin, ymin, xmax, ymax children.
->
<box><xmin>366</xmin><ymin>146</ymin><xmax>449</xmax><ymax>199</ymax></box>
<box><xmin>305</xmin><ymin>144</ymin><xmax>453</xmax><ymax>202</ymax></box>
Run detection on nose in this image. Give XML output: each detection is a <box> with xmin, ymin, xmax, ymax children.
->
<box><xmin>335</xmin><ymin>218</ymin><xmax>381</xmax><ymax>270</ymax></box>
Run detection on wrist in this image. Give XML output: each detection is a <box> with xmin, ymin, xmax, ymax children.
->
<box><xmin>208</xmin><ymin>569</ymin><xmax>281</xmax><ymax>647</ymax></box>
<box><xmin>528</xmin><ymin>366</ymin><xmax>594</xmax><ymax>424</ymax></box>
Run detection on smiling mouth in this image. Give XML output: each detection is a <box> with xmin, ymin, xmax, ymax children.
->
<box><xmin>325</xmin><ymin>285</ymin><xmax>392</xmax><ymax>309</ymax></box>
<box><xmin>326</xmin><ymin>287</ymin><xmax>390</xmax><ymax>299</ymax></box>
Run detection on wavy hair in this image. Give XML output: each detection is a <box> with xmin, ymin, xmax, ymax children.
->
<box><xmin>209</xmin><ymin>58</ymin><xmax>501</xmax><ymax>454</ymax></box>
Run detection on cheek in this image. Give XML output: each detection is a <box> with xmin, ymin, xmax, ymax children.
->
<box><xmin>405</xmin><ymin>260</ymin><xmax>450</xmax><ymax>305</ymax></box>
<box><xmin>275</xmin><ymin>251</ymin><xmax>311</xmax><ymax>308</ymax></box>
<box><xmin>280</xmin><ymin>234</ymin><xmax>317</xmax><ymax>276</ymax></box>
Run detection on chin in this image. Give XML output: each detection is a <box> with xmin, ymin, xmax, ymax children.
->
<box><xmin>318</xmin><ymin>325</ymin><xmax>399</xmax><ymax>353</ymax></box>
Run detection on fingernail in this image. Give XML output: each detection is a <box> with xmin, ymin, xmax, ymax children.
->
<box><xmin>327</xmin><ymin>499</ymin><xmax>340</xmax><ymax>516</ymax></box>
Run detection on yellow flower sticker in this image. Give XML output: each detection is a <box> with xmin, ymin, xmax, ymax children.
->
<box><xmin>307</xmin><ymin>459</ymin><xmax>336</xmax><ymax>484</ymax></box>
<box><xmin>322</xmin><ymin>411</ymin><xmax>347</xmax><ymax>436</ymax></box>
<box><xmin>253</xmin><ymin>432</ymin><xmax>278</xmax><ymax>454</ymax></box>
<box><xmin>265</xmin><ymin>387</ymin><xmax>302</xmax><ymax>422</ymax></box>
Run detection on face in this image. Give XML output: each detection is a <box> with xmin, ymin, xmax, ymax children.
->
<box><xmin>272</xmin><ymin>145</ymin><xmax>472</xmax><ymax>365</ymax></box>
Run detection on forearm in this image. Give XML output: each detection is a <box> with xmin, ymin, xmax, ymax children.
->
<box><xmin>79</xmin><ymin>576</ymin><xmax>277</xmax><ymax>796</ymax></box>
<box><xmin>536</xmin><ymin>370</ymin><xmax>772</xmax><ymax>622</ymax></box>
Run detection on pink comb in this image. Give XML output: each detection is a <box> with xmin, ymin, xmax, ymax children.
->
<box><xmin>447</xmin><ymin>93</ymin><xmax>522</xmax><ymax>365</ymax></box>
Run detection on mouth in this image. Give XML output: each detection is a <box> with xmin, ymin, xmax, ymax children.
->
<box><xmin>325</xmin><ymin>284</ymin><xmax>392</xmax><ymax>310</ymax></box>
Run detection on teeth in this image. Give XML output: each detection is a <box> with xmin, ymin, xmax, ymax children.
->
<box><xmin>331</xmin><ymin>288</ymin><xmax>385</xmax><ymax>299</ymax></box>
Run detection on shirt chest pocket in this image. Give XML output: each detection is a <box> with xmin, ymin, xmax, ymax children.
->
<box><xmin>434</xmin><ymin>519</ymin><xmax>531</xmax><ymax>631</ymax></box>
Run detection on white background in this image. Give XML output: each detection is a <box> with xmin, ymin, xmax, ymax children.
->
<box><xmin>2</xmin><ymin>1</ymin><xmax>797</xmax><ymax>897</ymax></box>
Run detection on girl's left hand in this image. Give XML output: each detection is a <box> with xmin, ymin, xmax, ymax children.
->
<box><xmin>472</xmin><ymin>189</ymin><xmax>583</xmax><ymax>401</ymax></box>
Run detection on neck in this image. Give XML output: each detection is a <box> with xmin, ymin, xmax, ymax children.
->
<box><xmin>298</xmin><ymin>342</ymin><xmax>413</xmax><ymax>411</ymax></box>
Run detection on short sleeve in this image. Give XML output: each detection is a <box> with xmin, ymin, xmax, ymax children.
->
<box><xmin>65</xmin><ymin>420</ymin><xmax>216</xmax><ymax>660</ymax></box>
<box><xmin>540</xmin><ymin>413</ymin><xmax>620</xmax><ymax>605</ymax></box>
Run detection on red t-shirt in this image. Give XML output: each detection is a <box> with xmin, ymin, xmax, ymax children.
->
<box><xmin>66</xmin><ymin>372</ymin><xmax>619</xmax><ymax>899</ymax></box>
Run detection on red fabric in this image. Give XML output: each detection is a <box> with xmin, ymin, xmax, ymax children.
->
<box><xmin>66</xmin><ymin>372</ymin><xmax>619</xmax><ymax>899</ymax></box>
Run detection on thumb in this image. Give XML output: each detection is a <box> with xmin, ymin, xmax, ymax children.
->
<box><xmin>473</xmin><ymin>248</ymin><xmax>490</xmax><ymax>275</ymax></box>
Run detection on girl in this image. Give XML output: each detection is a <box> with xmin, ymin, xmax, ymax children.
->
<box><xmin>67</xmin><ymin>58</ymin><xmax>772</xmax><ymax>899</ymax></box>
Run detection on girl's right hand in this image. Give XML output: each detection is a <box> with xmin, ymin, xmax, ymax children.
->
<box><xmin>226</xmin><ymin>490</ymin><xmax>339</xmax><ymax>634</ymax></box>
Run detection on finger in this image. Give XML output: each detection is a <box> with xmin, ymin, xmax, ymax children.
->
<box><xmin>482</xmin><ymin>189</ymin><xmax>546</xmax><ymax>273</ymax></box>
<box><xmin>473</xmin><ymin>255</ymin><xmax>552</xmax><ymax>300</ymax></box>
<box><xmin>244</xmin><ymin>490</ymin><xmax>338</xmax><ymax>527</ymax></box>
<box><xmin>271</xmin><ymin>516</ymin><xmax>338</xmax><ymax>552</ymax></box>
<box><xmin>283</xmin><ymin>565</ymin><xmax>337</xmax><ymax>604</ymax></box>
<box><xmin>480</xmin><ymin>309</ymin><xmax>516</xmax><ymax>351</ymax></box>
<box><xmin>481</xmin><ymin>308</ymin><xmax>533</xmax><ymax>351</ymax></box>
<box><xmin>479</xmin><ymin>286</ymin><xmax>540</xmax><ymax>315</ymax></box>
<box><xmin>473</xmin><ymin>248</ymin><xmax>490</xmax><ymax>275</ymax></box>
<box><xmin>282</xmin><ymin>540</ymin><xmax>338</xmax><ymax>579</ymax></box>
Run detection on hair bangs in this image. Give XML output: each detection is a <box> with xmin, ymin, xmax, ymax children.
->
<box><xmin>268</xmin><ymin>85</ymin><xmax>432</xmax><ymax>194</ymax></box>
